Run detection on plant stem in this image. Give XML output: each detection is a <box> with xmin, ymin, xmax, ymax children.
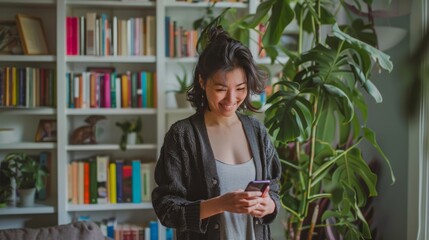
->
<box><xmin>307</xmin><ymin>204</ymin><xmax>319</xmax><ymax>240</ymax></box>
<box><xmin>294</xmin><ymin>218</ymin><xmax>304</xmax><ymax>240</ymax></box>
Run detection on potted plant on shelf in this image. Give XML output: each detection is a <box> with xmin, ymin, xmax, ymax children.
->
<box><xmin>116</xmin><ymin>117</ymin><xmax>143</xmax><ymax>151</ymax></box>
<box><xmin>0</xmin><ymin>161</ymin><xmax>13</xmax><ymax>208</ymax></box>
<box><xmin>171</xmin><ymin>63</ymin><xmax>191</xmax><ymax>108</ymax></box>
<box><xmin>202</xmin><ymin>0</ymin><xmax>396</xmax><ymax>238</ymax></box>
<box><xmin>3</xmin><ymin>152</ymin><xmax>48</xmax><ymax>207</ymax></box>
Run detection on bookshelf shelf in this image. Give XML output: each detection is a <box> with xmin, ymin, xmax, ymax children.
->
<box><xmin>0</xmin><ymin>204</ymin><xmax>55</xmax><ymax>215</ymax></box>
<box><xmin>66</xmin><ymin>56</ymin><xmax>156</xmax><ymax>63</ymax></box>
<box><xmin>0</xmin><ymin>0</ymin><xmax>55</xmax><ymax>6</ymax></box>
<box><xmin>166</xmin><ymin>57</ymin><xmax>198</xmax><ymax>64</ymax></box>
<box><xmin>0</xmin><ymin>55</ymin><xmax>56</xmax><ymax>62</ymax></box>
<box><xmin>67</xmin><ymin>202</ymin><xmax>153</xmax><ymax>212</ymax></box>
<box><xmin>66</xmin><ymin>143</ymin><xmax>157</xmax><ymax>151</ymax></box>
<box><xmin>165</xmin><ymin>1</ymin><xmax>247</xmax><ymax>9</ymax></box>
<box><xmin>165</xmin><ymin>108</ymin><xmax>195</xmax><ymax>115</ymax></box>
<box><xmin>67</xmin><ymin>0</ymin><xmax>156</xmax><ymax>8</ymax></box>
<box><xmin>66</xmin><ymin>108</ymin><xmax>157</xmax><ymax>115</ymax></box>
<box><xmin>0</xmin><ymin>142</ymin><xmax>56</xmax><ymax>150</ymax></box>
<box><xmin>0</xmin><ymin>108</ymin><xmax>56</xmax><ymax>115</ymax></box>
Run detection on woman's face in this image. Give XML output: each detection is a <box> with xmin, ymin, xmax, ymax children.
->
<box><xmin>202</xmin><ymin>67</ymin><xmax>248</xmax><ymax>117</ymax></box>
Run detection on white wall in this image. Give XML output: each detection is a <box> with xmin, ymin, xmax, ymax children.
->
<box><xmin>363</xmin><ymin>14</ymin><xmax>411</xmax><ymax>240</ymax></box>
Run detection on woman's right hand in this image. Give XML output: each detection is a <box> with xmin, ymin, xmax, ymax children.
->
<box><xmin>200</xmin><ymin>190</ymin><xmax>262</xmax><ymax>219</ymax></box>
<box><xmin>219</xmin><ymin>190</ymin><xmax>262</xmax><ymax>214</ymax></box>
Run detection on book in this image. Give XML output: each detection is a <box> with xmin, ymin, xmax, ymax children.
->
<box><xmin>96</xmin><ymin>155</ymin><xmax>109</xmax><ymax>204</ymax></box>
<box><xmin>83</xmin><ymin>161</ymin><xmax>90</xmax><ymax>204</ymax></box>
<box><xmin>122</xmin><ymin>161</ymin><xmax>132</xmax><ymax>203</ymax></box>
<box><xmin>37</xmin><ymin>151</ymin><xmax>50</xmax><ymax>200</ymax></box>
<box><xmin>131</xmin><ymin>160</ymin><xmax>141</xmax><ymax>203</ymax></box>
<box><xmin>149</xmin><ymin>221</ymin><xmax>158</xmax><ymax>240</ymax></box>
<box><xmin>141</xmin><ymin>162</ymin><xmax>153</xmax><ymax>201</ymax></box>
<box><xmin>77</xmin><ymin>161</ymin><xmax>85</xmax><ymax>204</ymax></box>
<box><xmin>108</xmin><ymin>162</ymin><xmax>117</xmax><ymax>204</ymax></box>
<box><xmin>89</xmin><ymin>157</ymin><xmax>98</xmax><ymax>204</ymax></box>
<box><xmin>71</xmin><ymin>161</ymin><xmax>78</xmax><ymax>204</ymax></box>
<box><xmin>145</xmin><ymin>15</ymin><xmax>156</xmax><ymax>56</ymax></box>
<box><xmin>115</xmin><ymin>159</ymin><xmax>124</xmax><ymax>203</ymax></box>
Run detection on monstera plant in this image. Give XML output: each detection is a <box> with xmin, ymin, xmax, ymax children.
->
<box><xmin>201</xmin><ymin>0</ymin><xmax>396</xmax><ymax>239</ymax></box>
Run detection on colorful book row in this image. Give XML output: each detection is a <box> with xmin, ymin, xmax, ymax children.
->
<box><xmin>66</xmin><ymin>71</ymin><xmax>157</xmax><ymax>109</ymax></box>
<box><xmin>68</xmin><ymin>156</ymin><xmax>154</xmax><ymax>205</ymax></box>
<box><xmin>96</xmin><ymin>218</ymin><xmax>165</xmax><ymax>240</ymax></box>
<box><xmin>66</xmin><ymin>13</ymin><xmax>156</xmax><ymax>56</ymax></box>
<box><xmin>0</xmin><ymin>67</ymin><xmax>56</xmax><ymax>108</ymax></box>
<box><xmin>165</xmin><ymin>17</ymin><xmax>199</xmax><ymax>58</ymax></box>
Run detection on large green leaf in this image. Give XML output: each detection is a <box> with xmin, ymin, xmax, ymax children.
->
<box><xmin>332</xmin><ymin>147</ymin><xmax>378</xmax><ymax>207</ymax></box>
<box><xmin>332</xmin><ymin>23</ymin><xmax>393</xmax><ymax>72</ymax></box>
<box><xmin>244</xmin><ymin>0</ymin><xmax>275</xmax><ymax>28</ymax></box>
<box><xmin>363</xmin><ymin>127</ymin><xmax>396</xmax><ymax>183</ymax></box>
<box><xmin>262</xmin><ymin>0</ymin><xmax>294</xmax><ymax>46</ymax></box>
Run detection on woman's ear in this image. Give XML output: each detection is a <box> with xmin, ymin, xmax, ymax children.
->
<box><xmin>199</xmin><ymin>76</ymin><xmax>204</xmax><ymax>90</ymax></box>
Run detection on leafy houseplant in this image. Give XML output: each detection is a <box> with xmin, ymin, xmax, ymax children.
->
<box><xmin>3</xmin><ymin>152</ymin><xmax>48</xmax><ymax>206</ymax></box>
<box><xmin>169</xmin><ymin>64</ymin><xmax>191</xmax><ymax>108</ymax></box>
<box><xmin>202</xmin><ymin>0</ymin><xmax>396</xmax><ymax>239</ymax></box>
<box><xmin>116</xmin><ymin>117</ymin><xmax>143</xmax><ymax>151</ymax></box>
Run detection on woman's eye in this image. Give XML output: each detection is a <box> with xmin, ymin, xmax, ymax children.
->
<box><xmin>237</xmin><ymin>88</ymin><xmax>246</xmax><ymax>91</ymax></box>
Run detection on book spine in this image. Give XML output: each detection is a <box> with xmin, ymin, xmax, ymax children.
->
<box><xmin>84</xmin><ymin>161</ymin><xmax>90</xmax><ymax>204</ymax></box>
<box><xmin>89</xmin><ymin>158</ymin><xmax>98</xmax><ymax>204</ymax></box>
<box><xmin>122</xmin><ymin>162</ymin><xmax>132</xmax><ymax>203</ymax></box>
<box><xmin>115</xmin><ymin>160</ymin><xmax>124</xmax><ymax>203</ymax></box>
<box><xmin>96</xmin><ymin>155</ymin><xmax>109</xmax><ymax>204</ymax></box>
<box><xmin>109</xmin><ymin>162</ymin><xmax>117</xmax><ymax>204</ymax></box>
<box><xmin>131</xmin><ymin>160</ymin><xmax>141</xmax><ymax>203</ymax></box>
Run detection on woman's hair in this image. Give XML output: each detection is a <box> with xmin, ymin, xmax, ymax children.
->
<box><xmin>187</xmin><ymin>26</ymin><xmax>267</xmax><ymax>113</ymax></box>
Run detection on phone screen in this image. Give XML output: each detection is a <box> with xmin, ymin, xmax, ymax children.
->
<box><xmin>245</xmin><ymin>180</ymin><xmax>270</xmax><ymax>193</ymax></box>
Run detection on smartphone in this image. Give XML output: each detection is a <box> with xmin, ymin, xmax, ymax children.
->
<box><xmin>245</xmin><ymin>180</ymin><xmax>270</xmax><ymax>196</ymax></box>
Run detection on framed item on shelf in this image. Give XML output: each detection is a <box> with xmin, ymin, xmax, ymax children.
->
<box><xmin>35</xmin><ymin>119</ymin><xmax>57</xmax><ymax>142</ymax></box>
<box><xmin>15</xmin><ymin>14</ymin><xmax>49</xmax><ymax>55</ymax></box>
<box><xmin>0</xmin><ymin>21</ymin><xmax>22</xmax><ymax>54</ymax></box>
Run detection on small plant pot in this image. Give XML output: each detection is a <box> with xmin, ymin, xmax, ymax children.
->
<box><xmin>0</xmin><ymin>202</ymin><xmax>7</xmax><ymax>208</ymax></box>
<box><xmin>18</xmin><ymin>188</ymin><xmax>36</xmax><ymax>207</ymax></box>
<box><xmin>127</xmin><ymin>132</ymin><xmax>137</xmax><ymax>145</ymax></box>
<box><xmin>175</xmin><ymin>93</ymin><xmax>191</xmax><ymax>109</ymax></box>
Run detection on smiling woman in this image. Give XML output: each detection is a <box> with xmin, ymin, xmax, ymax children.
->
<box><xmin>152</xmin><ymin>26</ymin><xmax>281</xmax><ymax>240</ymax></box>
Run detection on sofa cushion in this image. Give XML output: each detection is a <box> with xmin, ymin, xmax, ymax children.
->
<box><xmin>0</xmin><ymin>221</ymin><xmax>105</xmax><ymax>240</ymax></box>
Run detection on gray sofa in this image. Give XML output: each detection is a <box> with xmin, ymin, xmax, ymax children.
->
<box><xmin>0</xmin><ymin>221</ymin><xmax>105</xmax><ymax>240</ymax></box>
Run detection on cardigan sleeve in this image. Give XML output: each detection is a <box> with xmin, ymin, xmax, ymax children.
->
<box><xmin>151</xmin><ymin>123</ymin><xmax>209</xmax><ymax>233</ymax></box>
<box><xmin>259</xmin><ymin>119</ymin><xmax>282</xmax><ymax>224</ymax></box>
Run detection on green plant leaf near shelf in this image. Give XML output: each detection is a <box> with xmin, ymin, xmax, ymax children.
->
<box><xmin>2</xmin><ymin>152</ymin><xmax>48</xmax><ymax>192</ymax></box>
<box><xmin>115</xmin><ymin>117</ymin><xmax>143</xmax><ymax>151</ymax></box>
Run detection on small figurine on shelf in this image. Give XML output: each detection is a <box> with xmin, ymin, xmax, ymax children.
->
<box><xmin>115</xmin><ymin>117</ymin><xmax>143</xmax><ymax>151</ymax></box>
<box><xmin>70</xmin><ymin>115</ymin><xmax>106</xmax><ymax>144</ymax></box>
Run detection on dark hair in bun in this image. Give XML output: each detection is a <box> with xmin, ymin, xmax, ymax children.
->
<box><xmin>187</xmin><ymin>26</ymin><xmax>267</xmax><ymax>113</ymax></box>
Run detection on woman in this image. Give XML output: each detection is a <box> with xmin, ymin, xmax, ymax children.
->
<box><xmin>152</xmin><ymin>26</ymin><xmax>281</xmax><ymax>240</ymax></box>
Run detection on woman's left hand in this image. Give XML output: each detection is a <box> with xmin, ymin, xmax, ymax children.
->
<box><xmin>249</xmin><ymin>186</ymin><xmax>275</xmax><ymax>218</ymax></box>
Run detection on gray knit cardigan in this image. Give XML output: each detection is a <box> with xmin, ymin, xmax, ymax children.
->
<box><xmin>152</xmin><ymin>112</ymin><xmax>282</xmax><ymax>240</ymax></box>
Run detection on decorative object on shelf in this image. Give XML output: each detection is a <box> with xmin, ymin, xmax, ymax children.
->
<box><xmin>15</xmin><ymin>14</ymin><xmax>49</xmax><ymax>55</ymax></box>
<box><xmin>2</xmin><ymin>152</ymin><xmax>48</xmax><ymax>207</ymax></box>
<box><xmin>170</xmin><ymin>63</ymin><xmax>191</xmax><ymax>108</ymax></box>
<box><xmin>35</xmin><ymin>119</ymin><xmax>57</xmax><ymax>142</ymax></box>
<box><xmin>0</xmin><ymin>128</ymin><xmax>18</xmax><ymax>144</ymax></box>
<box><xmin>115</xmin><ymin>117</ymin><xmax>143</xmax><ymax>151</ymax></box>
<box><xmin>70</xmin><ymin>115</ymin><xmax>106</xmax><ymax>145</ymax></box>
<box><xmin>0</xmin><ymin>21</ymin><xmax>22</xmax><ymax>54</ymax></box>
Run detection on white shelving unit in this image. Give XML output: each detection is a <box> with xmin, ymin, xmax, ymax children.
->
<box><xmin>0</xmin><ymin>0</ymin><xmax>286</xmax><ymax>236</ymax></box>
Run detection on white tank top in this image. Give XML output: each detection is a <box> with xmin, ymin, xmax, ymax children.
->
<box><xmin>215</xmin><ymin>158</ymin><xmax>256</xmax><ymax>240</ymax></box>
